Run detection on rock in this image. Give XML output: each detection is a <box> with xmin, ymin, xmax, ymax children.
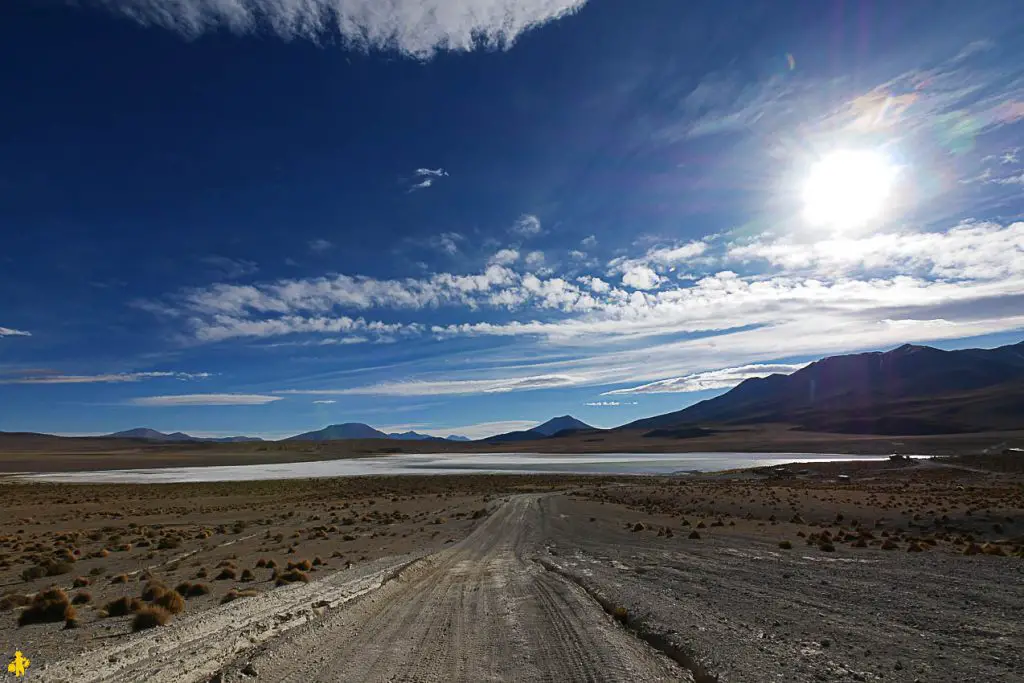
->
<box><xmin>241</xmin><ymin>663</ymin><xmax>259</xmax><ymax>677</ymax></box>
<box><xmin>632</xmin><ymin>522</ymin><xmax>646</xmax><ymax>532</ymax></box>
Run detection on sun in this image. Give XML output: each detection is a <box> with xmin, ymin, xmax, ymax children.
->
<box><xmin>802</xmin><ymin>149</ymin><xmax>898</xmax><ymax>230</ymax></box>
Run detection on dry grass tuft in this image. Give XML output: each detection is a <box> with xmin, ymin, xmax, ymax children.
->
<box><xmin>174</xmin><ymin>581</ymin><xmax>211</xmax><ymax>598</ymax></box>
<box><xmin>103</xmin><ymin>596</ymin><xmax>142</xmax><ymax>617</ymax></box>
<box><xmin>154</xmin><ymin>590</ymin><xmax>185</xmax><ymax>614</ymax></box>
<box><xmin>274</xmin><ymin>569</ymin><xmax>310</xmax><ymax>586</ymax></box>
<box><xmin>778</xmin><ymin>540</ymin><xmax>793</xmax><ymax>549</ymax></box>
<box><xmin>240</xmin><ymin>569</ymin><xmax>255</xmax><ymax>582</ymax></box>
<box><xmin>132</xmin><ymin>605</ymin><xmax>171</xmax><ymax>631</ymax></box>
<box><xmin>215</xmin><ymin>568</ymin><xmax>237</xmax><ymax>581</ymax></box>
<box><xmin>111</xmin><ymin>573</ymin><xmax>129</xmax><ymax>584</ymax></box>
<box><xmin>17</xmin><ymin>587</ymin><xmax>73</xmax><ymax>627</ymax></box>
<box><xmin>141</xmin><ymin>580</ymin><xmax>169</xmax><ymax>602</ymax></box>
<box><xmin>71</xmin><ymin>591</ymin><xmax>92</xmax><ymax>605</ymax></box>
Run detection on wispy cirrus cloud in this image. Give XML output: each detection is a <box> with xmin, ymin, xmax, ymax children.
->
<box><xmin>308</xmin><ymin>238</ymin><xmax>334</xmax><ymax>253</ymax></box>
<box><xmin>312</xmin><ymin>399</ymin><xmax>337</xmax><ymax>404</ymax></box>
<box><xmin>84</xmin><ymin>0</ymin><xmax>588</xmax><ymax>59</ymax></box>
<box><xmin>130</xmin><ymin>394</ymin><xmax>283</xmax><ymax>406</ymax></box>
<box><xmin>277</xmin><ymin>374</ymin><xmax>579</xmax><ymax>396</ymax></box>
<box><xmin>1</xmin><ymin>371</ymin><xmax>211</xmax><ymax>385</ymax></box>
<box><xmin>200</xmin><ymin>255</ymin><xmax>259</xmax><ymax>279</ymax></box>
<box><xmin>603</xmin><ymin>363</ymin><xmax>807</xmax><ymax>395</ymax></box>
<box><xmin>585</xmin><ymin>400</ymin><xmax>637</xmax><ymax>407</ymax></box>
<box><xmin>408</xmin><ymin>167</ymin><xmax>449</xmax><ymax>191</ymax></box>
<box><xmin>0</xmin><ymin>327</ymin><xmax>31</xmax><ymax>337</ymax></box>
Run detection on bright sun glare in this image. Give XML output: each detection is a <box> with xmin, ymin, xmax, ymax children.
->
<box><xmin>802</xmin><ymin>149</ymin><xmax>898</xmax><ymax>230</ymax></box>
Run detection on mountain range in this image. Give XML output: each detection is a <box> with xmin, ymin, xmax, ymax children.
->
<box><xmin>92</xmin><ymin>341</ymin><xmax>1024</xmax><ymax>444</ymax></box>
<box><xmin>625</xmin><ymin>341</ymin><xmax>1024</xmax><ymax>435</ymax></box>
<box><xmin>106</xmin><ymin>428</ymin><xmax>264</xmax><ymax>443</ymax></box>
<box><xmin>485</xmin><ymin>415</ymin><xmax>595</xmax><ymax>442</ymax></box>
<box><xmin>284</xmin><ymin>423</ymin><xmax>467</xmax><ymax>442</ymax></box>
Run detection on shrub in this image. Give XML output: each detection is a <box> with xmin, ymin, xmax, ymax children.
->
<box><xmin>154</xmin><ymin>590</ymin><xmax>185</xmax><ymax>614</ymax></box>
<box><xmin>286</xmin><ymin>559</ymin><xmax>312</xmax><ymax>572</ymax></box>
<box><xmin>72</xmin><ymin>576</ymin><xmax>90</xmax><ymax>588</ymax></box>
<box><xmin>141</xmin><ymin>580</ymin><xmax>169</xmax><ymax>602</ymax></box>
<box><xmin>274</xmin><ymin>569</ymin><xmax>310</xmax><ymax>586</ymax></box>
<box><xmin>881</xmin><ymin>539</ymin><xmax>899</xmax><ymax>550</ymax></box>
<box><xmin>17</xmin><ymin>588</ymin><xmax>72</xmax><ymax>627</ymax></box>
<box><xmin>103</xmin><ymin>596</ymin><xmax>142</xmax><ymax>617</ymax></box>
<box><xmin>20</xmin><ymin>565</ymin><xmax>46</xmax><ymax>582</ymax></box>
<box><xmin>612</xmin><ymin>606</ymin><xmax>628</xmax><ymax>623</ymax></box>
<box><xmin>174</xmin><ymin>582</ymin><xmax>210</xmax><ymax>599</ymax></box>
<box><xmin>64</xmin><ymin>607</ymin><xmax>79</xmax><ymax>629</ymax></box>
<box><xmin>72</xmin><ymin>591</ymin><xmax>92</xmax><ymax>605</ymax></box>
<box><xmin>254</xmin><ymin>558</ymin><xmax>268</xmax><ymax>568</ymax></box>
<box><xmin>778</xmin><ymin>540</ymin><xmax>793</xmax><ymax>550</ymax></box>
<box><xmin>132</xmin><ymin>606</ymin><xmax>171</xmax><ymax>631</ymax></box>
<box><xmin>111</xmin><ymin>574</ymin><xmax>129</xmax><ymax>584</ymax></box>
<box><xmin>215</xmin><ymin>568</ymin><xmax>237</xmax><ymax>581</ymax></box>
<box><xmin>818</xmin><ymin>542</ymin><xmax>836</xmax><ymax>552</ymax></box>
<box><xmin>687</xmin><ymin>530</ymin><xmax>701</xmax><ymax>540</ymax></box>
<box><xmin>240</xmin><ymin>569</ymin><xmax>255</xmax><ymax>582</ymax></box>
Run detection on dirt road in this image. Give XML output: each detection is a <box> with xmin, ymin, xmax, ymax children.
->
<box><xmin>36</xmin><ymin>495</ymin><xmax>686</xmax><ymax>682</ymax></box>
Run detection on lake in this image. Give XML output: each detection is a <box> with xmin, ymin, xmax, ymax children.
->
<box><xmin>17</xmin><ymin>452</ymin><xmax>902</xmax><ymax>484</ymax></box>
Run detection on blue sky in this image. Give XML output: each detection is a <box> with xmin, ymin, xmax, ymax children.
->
<box><xmin>1</xmin><ymin>0</ymin><xmax>1023</xmax><ymax>439</ymax></box>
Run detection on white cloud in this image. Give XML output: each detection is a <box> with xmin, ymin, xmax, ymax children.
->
<box><xmin>89</xmin><ymin>0</ymin><xmax>588</xmax><ymax>59</ymax></box>
<box><xmin>308</xmin><ymin>238</ymin><xmax>334</xmax><ymax>253</ymax></box>
<box><xmin>277</xmin><ymin>373</ymin><xmax>579</xmax><ymax>396</ymax></box>
<box><xmin>524</xmin><ymin>250</ymin><xmax>545</xmax><ymax>268</ymax></box>
<box><xmin>489</xmin><ymin>248</ymin><xmax>520</xmax><ymax>265</ymax></box>
<box><xmin>130</xmin><ymin>394</ymin><xmax>284</xmax><ymax>406</ymax></box>
<box><xmin>569</xmin><ymin>250</ymin><xmax>588</xmax><ymax>261</ymax></box>
<box><xmin>1</xmin><ymin>371</ymin><xmax>211</xmax><ymax>385</ymax></box>
<box><xmin>728</xmin><ymin>221</ymin><xmax>1024</xmax><ymax>280</ymax></box>
<box><xmin>429</xmin><ymin>232</ymin><xmax>463</xmax><ymax>255</ymax></box>
<box><xmin>0</xmin><ymin>327</ymin><xmax>31</xmax><ymax>337</ymax></box>
<box><xmin>585</xmin><ymin>400</ymin><xmax>637</xmax><ymax>406</ymax></box>
<box><xmin>581</xmin><ymin>235</ymin><xmax>597</xmax><ymax>248</ymax></box>
<box><xmin>620</xmin><ymin>264</ymin><xmax>663</xmax><ymax>290</ymax></box>
<box><xmin>510</xmin><ymin>214</ymin><xmax>542</xmax><ymax>236</ymax></box>
<box><xmin>312</xmin><ymin>399</ymin><xmax>337</xmax><ymax>404</ymax></box>
<box><xmin>604</xmin><ymin>363</ymin><xmax>807</xmax><ymax>395</ymax></box>
<box><xmin>577</xmin><ymin>275</ymin><xmax>610</xmax><ymax>293</ymax></box>
<box><xmin>408</xmin><ymin>168</ymin><xmax>449</xmax><ymax>191</ymax></box>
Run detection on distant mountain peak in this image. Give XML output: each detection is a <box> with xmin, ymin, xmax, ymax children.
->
<box><xmin>532</xmin><ymin>415</ymin><xmax>593</xmax><ymax>436</ymax></box>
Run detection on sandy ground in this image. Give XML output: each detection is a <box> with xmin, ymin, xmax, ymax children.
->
<box><xmin>2</xmin><ymin>461</ymin><xmax>1022</xmax><ymax>682</ymax></box>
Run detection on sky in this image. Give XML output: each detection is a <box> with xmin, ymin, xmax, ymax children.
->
<box><xmin>1</xmin><ymin>0</ymin><xmax>1023</xmax><ymax>440</ymax></box>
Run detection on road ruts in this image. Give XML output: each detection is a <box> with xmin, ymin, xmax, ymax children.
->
<box><xmin>235</xmin><ymin>495</ymin><xmax>687</xmax><ymax>682</ymax></box>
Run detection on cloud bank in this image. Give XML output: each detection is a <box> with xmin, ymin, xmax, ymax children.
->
<box><xmin>86</xmin><ymin>0</ymin><xmax>589</xmax><ymax>58</ymax></box>
<box><xmin>604</xmin><ymin>363</ymin><xmax>808</xmax><ymax>395</ymax></box>
<box><xmin>130</xmin><ymin>394</ymin><xmax>283</xmax><ymax>406</ymax></box>
<box><xmin>1</xmin><ymin>371</ymin><xmax>211</xmax><ymax>385</ymax></box>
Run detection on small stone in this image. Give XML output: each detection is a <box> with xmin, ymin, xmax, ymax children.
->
<box><xmin>241</xmin><ymin>663</ymin><xmax>258</xmax><ymax>677</ymax></box>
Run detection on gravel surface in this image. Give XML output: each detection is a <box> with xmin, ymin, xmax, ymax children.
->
<box><xmin>22</xmin><ymin>489</ymin><xmax>1023</xmax><ymax>682</ymax></box>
